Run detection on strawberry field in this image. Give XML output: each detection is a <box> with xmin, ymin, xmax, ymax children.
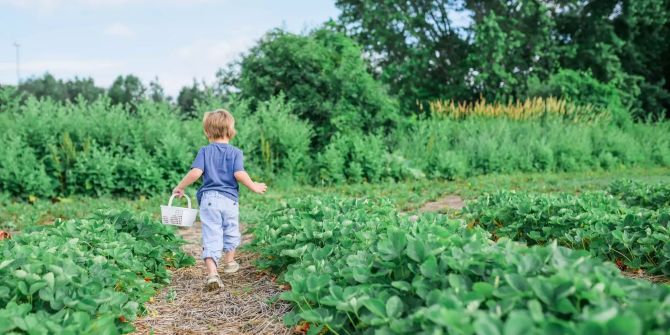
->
<box><xmin>464</xmin><ymin>181</ymin><xmax>670</xmax><ymax>275</ymax></box>
<box><xmin>3</xmin><ymin>0</ymin><xmax>670</xmax><ymax>333</ymax></box>
<box><xmin>250</xmin><ymin>191</ymin><xmax>670</xmax><ymax>335</ymax></box>
<box><xmin>0</xmin><ymin>211</ymin><xmax>194</xmax><ymax>334</ymax></box>
<box><xmin>1</xmin><ymin>169</ymin><xmax>669</xmax><ymax>334</ymax></box>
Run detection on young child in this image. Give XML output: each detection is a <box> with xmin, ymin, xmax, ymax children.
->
<box><xmin>172</xmin><ymin>109</ymin><xmax>267</xmax><ymax>290</ymax></box>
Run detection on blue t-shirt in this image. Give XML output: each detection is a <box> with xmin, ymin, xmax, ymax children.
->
<box><xmin>191</xmin><ymin>143</ymin><xmax>245</xmax><ymax>204</ymax></box>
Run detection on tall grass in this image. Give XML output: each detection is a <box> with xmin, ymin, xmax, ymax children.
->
<box><xmin>428</xmin><ymin>97</ymin><xmax>608</xmax><ymax>123</ymax></box>
<box><xmin>394</xmin><ymin>117</ymin><xmax>670</xmax><ymax>179</ymax></box>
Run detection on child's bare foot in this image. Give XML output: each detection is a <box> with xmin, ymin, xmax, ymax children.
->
<box><xmin>206</xmin><ymin>274</ymin><xmax>223</xmax><ymax>290</ymax></box>
<box><xmin>223</xmin><ymin>260</ymin><xmax>240</xmax><ymax>274</ymax></box>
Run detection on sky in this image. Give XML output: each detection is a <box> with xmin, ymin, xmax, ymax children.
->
<box><xmin>0</xmin><ymin>0</ymin><xmax>339</xmax><ymax>95</ymax></box>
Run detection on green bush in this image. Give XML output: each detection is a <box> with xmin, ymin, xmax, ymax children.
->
<box><xmin>238</xmin><ymin>27</ymin><xmax>399</xmax><ymax>146</ymax></box>
<box><xmin>68</xmin><ymin>145</ymin><xmax>117</xmax><ymax>197</ymax></box>
<box><xmin>240</xmin><ymin>96</ymin><xmax>313</xmax><ymax>182</ymax></box>
<box><xmin>316</xmin><ymin>133</ymin><xmax>393</xmax><ymax>184</ymax></box>
<box><xmin>114</xmin><ymin>148</ymin><xmax>166</xmax><ymax>196</ymax></box>
<box><xmin>2</xmin><ymin>94</ymin><xmax>669</xmax><ymax>199</ymax></box>
<box><xmin>396</xmin><ymin>117</ymin><xmax>670</xmax><ymax>176</ymax></box>
<box><xmin>526</xmin><ymin>70</ymin><xmax>631</xmax><ymax>125</ymax></box>
<box><xmin>0</xmin><ymin>134</ymin><xmax>55</xmax><ymax>199</ymax></box>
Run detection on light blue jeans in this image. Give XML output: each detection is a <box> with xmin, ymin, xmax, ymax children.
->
<box><xmin>200</xmin><ymin>191</ymin><xmax>241</xmax><ymax>266</ymax></box>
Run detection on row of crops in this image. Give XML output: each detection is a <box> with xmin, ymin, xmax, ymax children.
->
<box><xmin>465</xmin><ymin>180</ymin><xmax>670</xmax><ymax>275</ymax></box>
<box><xmin>0</xmin><ymin>212</ymin><xmax>194</xmax><ymax>334</ymax></box>
<box><xmin>249</xmin><ymin>182</ymin><xmax>670</xmax><ymax>334</ymax></box>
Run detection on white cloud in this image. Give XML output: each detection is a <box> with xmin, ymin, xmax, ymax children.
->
<box><xmin>104</xmin><ymin>23</ymin><xmax>135</xmax><ymax>38</ymax></box>
<box><xmin>175</xmin><ymin>36</ymin><xmax>255</xmax><ymax>65</ymax></box>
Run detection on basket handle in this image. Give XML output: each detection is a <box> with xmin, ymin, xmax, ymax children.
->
<box><xmin>168</xmin><ymin>194</ymin><xmax>192</xmax><ymax>208</ymax></box>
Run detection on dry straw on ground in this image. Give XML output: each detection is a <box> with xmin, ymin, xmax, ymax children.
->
<box><xmin>132</xmin><ymin>223</ymin><xmax>292</xmax><ymax>335</ymax></box>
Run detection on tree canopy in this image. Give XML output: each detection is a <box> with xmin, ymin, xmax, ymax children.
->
<box><xmin>237</xmin><ymin>27</ymin><xmax>399</xmax><ymax>146</ymax></box>
<box><xmin>336</xmin><ymin>0</ymin><xmax>670</xmax><ymax>119</ymax></box>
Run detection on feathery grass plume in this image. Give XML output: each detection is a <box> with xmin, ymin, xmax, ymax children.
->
<box><xmin>429</xmin><ymin>97</ymin><xmax>607</xmax><ymax>122</ymax></box>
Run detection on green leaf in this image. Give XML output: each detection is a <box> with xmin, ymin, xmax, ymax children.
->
<box><xmin>528</xmin><ymin>279</ymin><xmax>552</xmax><ymax>305</ymax></box>
<box><xmin>44</xmin><ymin>272</ymin><xmax>55</xmax><ymax>290</ymax></box>
<box><xmin>363</xmin><ymin>298</ymin><xmax>387</xmax><ymax>318</ymax></box>
<box><xmin>352</xmin><ymin>267</ymin><xmax>370</xmax><ymax>283</ymax></box>
<box><xmin>17</xmin><ymin>281</ymin><xmax>28</xmax><ymax>295</ymax></box>
<box><xmin>503</xmin><ymin>311</ymin><xmax>534</xmax><ymax>335</ymax></box>
<box><xmin>38</xmin><ymin>287</ymin><xmax>54</xmax><ymax>303</ymax></box>
<box><xmin>0</xmin><ymin>259</ymin><xmax>14</xmax><ymax>270</ymax></box>
<box><xmin>407</xmin><ymin>238</ymin><xmax>426</xmax><ymax>262</ymax></box>
<box><xmin>299</xmin><ymin>308</ymin><xmax>332</xmax><ymax>323</ymax></box>
<box><xmin>29</xmin><ymin>282</ymin><xmax>47</xmax><ymax>295</ymax></box>
<box><xmin>527</xmin><ymin>299</ymin><xmax>544</xmax><ymax>322</ymax></box>
<box><xmin>473</xmin><ymin>282</ymin><xmax>494</xmax><ymax>298</ymax></box>
<box><xmin>307</xmin><ymin>324</ymin><xmax>326</xmax><ymax>335</ymax></box>
<box><xmin>377</xmin><ymin>233</ymin><xmax>406</xmax><ymax>261</ymax></box>
<box><xmin>606</xmin><ymin>313</ymin><xmax>642</xmax><ymax>335</ymax></box>
<box><xmin>0</xmin><ymin>286</ymin><xmax>9</xmax><ymax>299</ymax></box>
<box><xmin>283</xmin><ymin>310</ymin><xmax>302</xmax><ymax>326</ymax></box>
<box><xmin>14</xmin><ymin>269</ymin><xmax>28</xmax><ymax>279</ymax></box>
<box><xmin>425</xmin><ymin>305</ymin><xmax>468</xmax><ymax>328</ymax></box>
<box><xmin>420</xmin><ymin>256</ymin><xmax>439</xmax><ymax>279</ymax></box>
<box><xmin>385</xmin><ymin>296</ymin><xmax>403</xmax><ymax>318</ymax></box>
<box><xmin>306</xmin><ymin>274</ymin><xmax>330</xmax><ymax>292</ymax></box>
<box><xmin>474</xmin><ymin>314</ymin><xmax>502</xmax><ymax>335</ymax></box>
<box><xmin>504</xmin><ymin>274</ymin><xmax>529</xmax><ymax>292</ymax></box>
<box><xmin>391</xmin><ymin>281</ymin><xmax>412</xmax><ymax>292</ymax></box>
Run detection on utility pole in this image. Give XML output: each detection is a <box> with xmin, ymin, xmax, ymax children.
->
<box><xmin>13</xmin><ymin>42</ymin><xmax>21</xmax><ymax>85</ymax></box>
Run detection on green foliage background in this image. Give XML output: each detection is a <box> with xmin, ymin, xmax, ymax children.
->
<box><xmin>1</xmin><ymin>88</ymin><xmax>669</xmax><ymax>200</ymax></box>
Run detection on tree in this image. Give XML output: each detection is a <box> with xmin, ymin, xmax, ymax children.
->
<box><xmin>177</xmin><ymin>80</ymin><xmax>208</xmax><ymax>119</ymax></box>
<box><xmin>549</xmin><ymin>0</ymin><xmax>670</xmax><ymax>119</ymax></box>
<box><xmin>466</xmin><ymin>12</ymin><xmax>520</xmax><ymax>100</ymax></box>
<box><xmin>148</xmin><ymin>77</ymin><xmax>168</xmax><ymax>103</ymax></box>
<box><xmin>237</xmin><ymin>27</ymin><xmax>399</xmax><ymax>146</ymax></box>
<box><xmin>108</xmin><ymin>75</ymin><xmax>146</xmax><ymax>106</ymax></box>
<box><xmin>338</xmin><ymin>0</ymin><xmax>670</xmax><ymax>119</ymax></box>
<box><xmin>464</xmin><ymin>0</ymin><xmax>559</xmax><ymax>100</ymax></box>
<box><xmin>18</xmin><ymin>73</ymin><xmax>104</xmax><ymax>102</ymax></box>
<box><xmin>336</xmin><ymin>0</ymin><xmax>472</xmax><ymax>109</ymax></box>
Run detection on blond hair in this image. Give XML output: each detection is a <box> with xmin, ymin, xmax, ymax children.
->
<box><xmin>203</xmin><ymin>109</ymin><xmax>236</xmax><ymax>140</ymax></box>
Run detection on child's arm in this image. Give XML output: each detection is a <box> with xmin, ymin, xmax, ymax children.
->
<box><xmin>234</xmin><ymin>171</ymin><xmax>267</xmax><ymax>194</ymax></box>
<box><xmin>172</xmin><ymin>168</ymin><xmax>203</xmax><ymax>197</ymax></box>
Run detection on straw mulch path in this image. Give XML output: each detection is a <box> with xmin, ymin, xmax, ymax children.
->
<box><xmin>132</xmin><ymin>222</ymin><xmax>292</xmax><ymax>335</ymax></box>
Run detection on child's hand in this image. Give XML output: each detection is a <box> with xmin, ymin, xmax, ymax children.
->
<box><xmin>172</xmin><ymin>187</ymin><xmax>185</xmax><ymax>198</ymax></box>
<box><xmin>253</xmin><ymin>183</ymin><xmax>267</xmax><ymax>194</ymax></box>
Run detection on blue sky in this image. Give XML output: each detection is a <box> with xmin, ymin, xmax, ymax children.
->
<box><xmin>0</xmin><ymin>0</ymin><xmax>339</xmax><ymax>95</ymax></box>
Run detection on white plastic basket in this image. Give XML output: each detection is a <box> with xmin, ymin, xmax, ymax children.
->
<box><xmin>160</xmin><ymin>194</ymin><xmax>198</xmax><ymax>227</ymax></box>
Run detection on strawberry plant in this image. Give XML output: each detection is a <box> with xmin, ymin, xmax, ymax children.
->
<box><xmin>250</xmin><ymin>195</ymin><xmax>670</xmax><ymax>334</ymax></box>
<box><xmin>0</xmin><ymin>211</ymin><xmax>194</xmax><ymax>334</ymax></box>
<box><xmin>464</xmin><ymin>189</ymin><xmax>670</xmax><ymax>275</ymax></box>
<box><xmin>609</xmin><ymin>179</ymin><xmax>670</xmax><ymax>210</ymax></box>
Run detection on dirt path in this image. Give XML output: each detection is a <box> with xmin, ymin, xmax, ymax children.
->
<box><xmin>419</xmin><ymin>195</ymin><xmax>465</xmax><ymax>212</ymax></box>
<box><xmin>132</xmin><ymin>223</ymin><xmax>291</xmax><ymax>335</ymax></box>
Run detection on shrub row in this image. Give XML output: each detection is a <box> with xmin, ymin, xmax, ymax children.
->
<box><xmin>1</xmin><ymin>94</ymin><xmax>670</xmax><ymax>199</ymax></box>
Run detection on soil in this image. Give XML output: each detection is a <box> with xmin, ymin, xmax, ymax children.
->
<box><xmin>418</xmin><ymin>195</ymin><xmax>465</xmax><ymax>212</ymax></box>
